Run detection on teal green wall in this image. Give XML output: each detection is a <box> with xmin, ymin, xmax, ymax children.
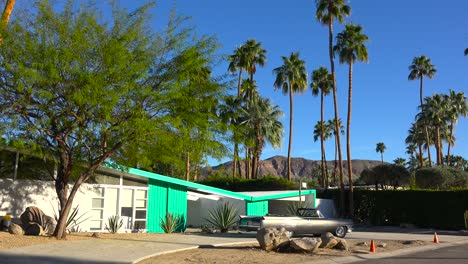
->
<box><xmin>245</xmin><ymin>200</ymin><xmax>268</xmax><ymax>216</ymax></box>
<box><xmin>147</xmin><ymin>178</ymin><xmax>187</xmax><ymax>233</ymax></box>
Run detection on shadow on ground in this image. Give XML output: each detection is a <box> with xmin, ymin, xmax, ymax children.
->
<box><xmin>0</xmin><ymin>253</ymin><xmax>125</xmax><ymax>264</ymax></box>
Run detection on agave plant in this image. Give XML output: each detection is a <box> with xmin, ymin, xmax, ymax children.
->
<box><xmin>286</xmin><ymin>200</ymin><xmax>313</xmax><ymax>216</ymax></box>
<box><xmin>205</xmin><ymin>202</ymin><xmax>239</xmax><ymax>233</ymax></box>
<box><xmin>106</xmin><ymin>215</ymin><xmax>123</xmax><ymax>234</ymax></box>
<box><xmin>52</xmin><ymin>203</ymin><xmax>90</xmax><ymax>233</ymax></box>
<box><xmin>160</xmin><ymin>213</ymin><xmax>183</xmax><ymax>233</ymax></box>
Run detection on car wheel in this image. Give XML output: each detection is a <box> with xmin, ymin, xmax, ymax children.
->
<box><xmin>334</xmin><ymin>226</ymin><xmax>347</xmax><ymax>238</ymax></box>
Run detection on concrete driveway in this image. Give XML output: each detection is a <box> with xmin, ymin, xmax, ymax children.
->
<box><xmin>0</xmin><ymin>227</ymin><xmax>467</xmax><ymax>264</ymax></box>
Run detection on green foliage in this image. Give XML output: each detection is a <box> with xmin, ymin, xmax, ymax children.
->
<box><xmin>415</xmin><ymin>167</ymin><xmax>468</xmax><ymax>189</ymax></box>
<box><xmin>160</xmin><ymin>213</ymin><xmax>184</xmax><ymax>234</ymax></box>
<box><xmin>199</xmin><ymin>175</ymin><xmax>297</xmax><ymax>191</ymax></box>
<box><xmin>52</xmin><ymin>204</ymin><xmax>89</xmax><ymax>233</ymax></box>
<box><xmin>205</xmin><ymin>202</ymin><xmax>239</xmax><ymax>233</ymax></box>
<box><xmin>106</xmin><ymin>215</ymin><xmax>123</xmax><ymax>234</ymax></box>
<box><xmin>286</xmin><ymin>201</ymin><xmax>313</xmax><ymax>216</ymax></box>
<box><xmin>359</xmin><ymin>164</ymin><xmax>410</xmax><ymax>189</ymax></box>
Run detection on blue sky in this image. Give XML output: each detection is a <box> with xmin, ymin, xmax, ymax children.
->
<box><xmin>49</xmin><ymin>0</ymin><xmax>465</xmax><ymax>165</ymax></box>
<box><xmin>144</xmin><ymin>0</ymin><xmax>468</xmax><ymax>165</ymax></box>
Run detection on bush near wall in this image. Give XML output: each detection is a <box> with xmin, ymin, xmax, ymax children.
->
<box><xmin>318</xmin><ymin>188</ymin><xmax>468</xmax><ymax>230</ymax></box>
<box><xmin>198</xmin><ymin>175</ymin><xmax>297</xmax><ymax>191</ymax></box>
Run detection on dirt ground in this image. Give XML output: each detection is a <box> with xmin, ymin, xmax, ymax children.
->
<box><xmin>139</xmin><ymin>239</ymin><xmax>431</xmax><ymax>264</ymax></box>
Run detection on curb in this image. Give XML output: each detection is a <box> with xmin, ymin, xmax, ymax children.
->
<box><xmin>132</xmin><ymin>240</ymin><xmax>257</xmax><ymax>264</ymax></box>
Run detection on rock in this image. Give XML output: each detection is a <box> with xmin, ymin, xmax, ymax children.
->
<box><xmin>202</xmin><ymin>227</ymin><xmax>217</xmax><ymax>234</ymax></box>
<box><xmin>335</xmin><ymin>238</ymin><xmax>349</xmax><ymax>251</ymax></box>
<box><xmin>20</xmin><ymin>206</ymin><xmax>56</xmax><ymax>236</ymax></box>
<box><xmin>378</xmin><ymin>242</ymin><xmax>387</xmax><ymax>248</ymax></box>
<box><xmin>91</xmin><ymin>232</ymin><xmax>101</xmax><ymax>238</ymax></box>
<box><xmin>24</xmin><ymin>223</ymin><xmax>45</xmax><ymax>236</ymax></box>
<box><xmin>8</xmin><ymin>223</ymin><xmax>24</xmax><ymax>235</ymax></box>
<box><xmin>256</xmin><ymin>227</ymin><xmax>290</xmax><ymax>252</ymax></box>
<box><xmin>320</xmin><ymin>232</ymin><xmax>339</xmax><ymax>249</ymax></box>
<box><xmin>357</xmin><ymin>241</ymin><xmax>368</xmax><ymax>246</ymax></box>
<box><xmin>290</xmin><ymin>237</ymin><xmax>322</xmax><ymax>253</ymax></box>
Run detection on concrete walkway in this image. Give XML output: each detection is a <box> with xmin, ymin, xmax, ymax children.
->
<box><xmin>0</xmin><ymin>228</ymin><xmax>467</xmax><ymax>264</ymax></box>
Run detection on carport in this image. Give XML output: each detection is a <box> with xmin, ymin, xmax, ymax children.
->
<box><xmin>126</xmin><ymin>167</ymin><xmax>316</xmax><ymax>233</ymax></box>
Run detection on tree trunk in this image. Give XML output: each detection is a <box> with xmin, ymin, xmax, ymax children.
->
<box><xmin>420</xmin><ymin>76</ymin><xmax>432</xmax><ymax>166</ymax></box>
<box><xmin>245</xmin><ymin>149</ymin><xmax>251</xmax><ymax>179</ymax></box>
<box><xmin>418</xmin><ymin>144</ymin><xmax>423</xmax><ymax>167</ymax></box>
<box><xmin>233</xmin><ymin>143</ymin><xmax>238</xmax><ymax>178</ymax></box>
<box><xmin>436</xmin><ymin>126</ymin><xmax>442</xmax><ymax>166</ymax></box>
<box><xmin>334</xmin><ymin>139</ymin><xmax>338</xmax><ymax>186</ymax></box>
<box><xmin>381</xmin><ymin>153</ymin><xmax>384</xmax><ymax>163</ymax></box>
<box><xmin>320</xmin><ymin>92</ymin><xmax>326</xmax><ymax>187</ymax></box>
<box><xmin>185</xmin><ymin>152</ymin><xmax>190</xmax><ymax>181</ymax></box>
<box><xmin>237</xmin><ymin>69</ymin><xmax>243</xmax><ymax>97</ymax></box>
<box><xmin>1</xmin><ymin>0</ymin><xmax>15</xmax><ymax>27</ymax></box>
<box><xmin>447</xmin><ymin>123</ymin><xmax>454</xmax><ymax>165</ymax></box>
<box><xmin>346</xmin><ymin>62</ymin><xmax>354</xmax><ymax>217</ymax></box>
<box><xmin>329</xmin><ymin>19</ymin><xmax>345</xmax><ymax>216</ymax></box>
<box><xmin>287</xmin><ymin>83</ymin><xmax>294</xmax><ymax>181</ymax></box>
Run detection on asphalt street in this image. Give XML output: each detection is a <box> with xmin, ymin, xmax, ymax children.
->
<box><xmin>359</xmin><ymin>243</ymin><xmax>468</xmax><ymax>264</ymax></box>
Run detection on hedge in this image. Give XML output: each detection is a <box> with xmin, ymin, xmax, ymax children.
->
<box><xmin>318</xmin><ymin>189</ymin><xmax>468</xmax><ymax>230</ymax></box>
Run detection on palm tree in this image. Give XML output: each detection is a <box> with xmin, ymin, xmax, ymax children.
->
<box><xmin>327</xmin><ymin>118</ymin><xmax>344</xmax><ymax>186</ymax></box>
<box><xmin>240</xmin><ymin>96</ymin><xmax>284</xmax><ymax>179</ymax></box>
<box><xmin>393</xmin><ymin>157</ymin><xmax>406</xmax><ymax>166</ymax></box>
<box><xmin>316</xmin><ymin>0</ymin><xmax>351</xmax><ymax>215</ymax></box>
<box><xmin>334</xmin><ymin>23</ymin><xmax>369</xmax><ymax>216</ymax></box>
<box><xmin>313</xmin><ymin>120</ymin><xmax>332</xmax><ymax>187</ymax></box>
<box><xmin>273</xmin><ymin>52</ymin><xmax>308</xmax><ymax>181</ymax></box>
<box><xmin>376</xmin><ymin>142</ymin><xmax>386</xmax><ymax>163</ymax></box>
<box><xmin>408</xmin><ymin>55</ymin><xmax>436</xmax><ymax>165</ymax></box>
<box><xmin>243</xmin><ymin>39</ymin><xmax>267</xmax><ymax>83</ymax></box>
<box><xmin>228</xmin><ymin>45</ymin><xmax>247</xmax><ymax>97</ymax></box>
<box><xmin>219</xmin><ymin>96</ymin><xmax>243</xmax><ymax>178</ymax></box>
<box><xmin>311</xmin><ymin>67</ymin><xmax>333</xmax><ymax>187</ymax></box>
<box><xmin>418</xmin><ymin>94</ymin><xmax>446</xmax><ymax>165</ymax></box>
<box><xmin>445</xmin><ymin>90</ymin><xmax>467</xmax><ymax>165</ymax></box>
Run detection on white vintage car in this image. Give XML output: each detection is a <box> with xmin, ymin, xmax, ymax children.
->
<box><xmin>238</xmin><ymin>208</ymin><xmax>353</xmax><ymax>238</ymax></box>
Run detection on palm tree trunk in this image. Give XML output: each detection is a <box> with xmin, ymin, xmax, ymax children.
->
<box><xmin>329</xmin><ymin>19</ymin><xmax>345</xmax><ymax>216</ymax></box>
<box><xmin>381</xmin><ymin>153</ymin><xmax>384</xmax><ymax>163</ymax></box>
<box><xmin>334</xmin><ymin>138</ymin><xmax>338</xmax><ymax>186</ymax></box>
<box><xmin>245</xmin><ymin>149</ymin><xmax>251</xmax><ymax>179</ymax></box>
<box><xmin>324</xmin><ymin>149</ymin><xmax>329</xmax><ymax>187</ymax></box>
<box><xmin>346</xmin><ymin>62</ymin><xmax>354</xmax><ymax>217</ymax></box>
<box><xmin>233</xmin><ymin>143</ymin><xmax>238</xmax><ymax>178</ymax></box>
<box><xmin>447</xmin><ymin>123</ymin><xmax>454</xmax><ymax>165</ymax></box>
<box><xmin>436</xmin><ymin>126</ymin><xmax>442</xmax><ymax>166</ymax></box>
<box><xmin>237</xmin><ymin>69</ymin><xmax>243</xmax><ymax>97</ymax></box>
<box><xmin>418</xmin><ymin>144</ymin><xmax>423</xmax><ymax>167</ymax></box>
<box><xmin>287</xmin><ymin>83</ymin><xmax>294</xmax><ymax>181</ymax></box>
<box><xmin>320</xmin><ymin>92</ymin><xmax>326</xmax><ymax>187</ymax></box>
<box><xmin>420</xmin><ymin>77</ymin><xmax>432</xmax><ymax>166</ymax></box>
<box><xmin>1</xmin><ymin>0</ymin><xmax>15</xmax><ymax>28</ymax></box>
<box><xmin>185</xmin><ymin>152</ymin><xmax>190</xmax><ymax>181</ymax></box>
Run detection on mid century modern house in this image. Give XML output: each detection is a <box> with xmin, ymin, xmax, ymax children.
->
<box><xmin>0</xmin><ymin>148</ymin><xmax>317</xmax><ymax>233</ymax></box>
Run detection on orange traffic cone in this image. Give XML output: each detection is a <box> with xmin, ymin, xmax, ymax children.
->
<box><xmin>369</xmin><ymin>240</ymin><xmax>376</xmax><ymax>253</ymax></box>
<box><xmin>433</xmin><ymin>232</ymin><xmax>439</xmax><ymax>243</ymax></box>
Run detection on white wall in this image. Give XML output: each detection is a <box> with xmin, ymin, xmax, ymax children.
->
<box><xmin>186</xmin><ymin>195</ymin><xmax>245</xmax><ymax>227</ymax></box>
<box><xmin>0</xmin><ymin>179</ymin><xmax>99</xmax><ymax>231</ymax></box>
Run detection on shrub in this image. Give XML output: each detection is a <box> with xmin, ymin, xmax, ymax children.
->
<box><xmin>52</xmin><ymin>204</ymin><xmax>90</xmax><ymax>233</ymax></box>
<box><xmin>205</xmin><ymin>202</ymin><xmax>238</xmax><ymax>233</ymax></box>
<box><xmin>160</xmin><ymin>213</ymin><xmax>184</xmax><ymax>233</ymax></box>
<box><xmin>415</xmin><ymin>167</ymin><xmax>468</xmax><ymax>189</ymax></box>
<box><xmin>106</xmin><ymin>215</ymin><xmax>123</xmax><ymax>234</ymax></box>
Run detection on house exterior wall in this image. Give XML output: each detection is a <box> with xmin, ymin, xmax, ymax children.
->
<box><xmin>186</xmin><ymin>196</ymin><xmax>245</xmax><ymax>227</ymax></box>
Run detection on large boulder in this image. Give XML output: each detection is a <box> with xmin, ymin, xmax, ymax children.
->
<box><xmin>24</xmin><ymin>223</ymin><xmax>45</xmax><ymax>236</ymax></box>
<box><xmin>256</xmin><ymin>227</ymin><xmax>290</xmax><ymax>252</ymax></box>
<box><xmin>320</xmin><ymin>232</ymin><xmax>339</xmax><ymax>249</ymax></box>
<box><xmin>8</xmin><ymin>223</ymin><xmax>24</xmax><ymax>235</ymax></box>
<box><xmin>20</xmin><ymin>206</ymin><xmax>56</xmax><ymax>235</ymax></box>
<box><xmin>290</xmin><ymin>237</ymin><xmax>322</xmax><ymax>253</ymax></box>
<box><xmin>335</xmin><ymin>238</ymin><xmax>349</xmax><ymax>251</ymax></box>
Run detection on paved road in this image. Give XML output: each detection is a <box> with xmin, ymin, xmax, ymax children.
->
<box><xmin>0</xmin><ymin>228</ymin><xmax>467</xmax><ymax>264</ymax></box>
<box><xmin>358</xmin><ymin>243</ymin><xmax>468</xmax><ymax>264</ymax></box>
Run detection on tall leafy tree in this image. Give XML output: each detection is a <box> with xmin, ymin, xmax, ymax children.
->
<box><xmin>408</xmin><ymin>55</ymin><xmax>436</xmax><ymax>165</ymax></box>
<box><xmin>219</xmin><ymin>96</ymin><xmax>243</xmax><ymax>178</ymax></box>
<box><xmin>0</xmin><ymin>1</ymin><xmax>216</xmax><ymax>238</ymax></box>
<box><xmin>334</xmin><ymin>23</ymin><xmax>368</xmax><ymax>216</ymax></box>
<box><xmin>273</xmin><ymin>52</ymin><xmax>308</xmax><ymax>181</ymax></box>
<box><xmin>316</xmin><ymin>0</ymin><xmax>350</xmax><ymax>214</ymax></box>
<box><xmin>393</xmin><ymin>157</ymin><xmax>406</xmax><ymax>166</ymax></box>
<box><xmin>405</xmin><ymin>122</ymin><xmax>425</xmax><ymax>167</ymax></box>
<box><xmin>376</xmin><ymin>142</ymin><xmax>386</xmax><ymax>163</ymax></box>
<box><xmin>228</xmin><ymin>45</ymin><xmax>247</xmax><ymax>97</ymax></box>
<box><xmin>311</xmin><ymin>67</ymin><xmax>333</xmax><ymax>187</ymax></box>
